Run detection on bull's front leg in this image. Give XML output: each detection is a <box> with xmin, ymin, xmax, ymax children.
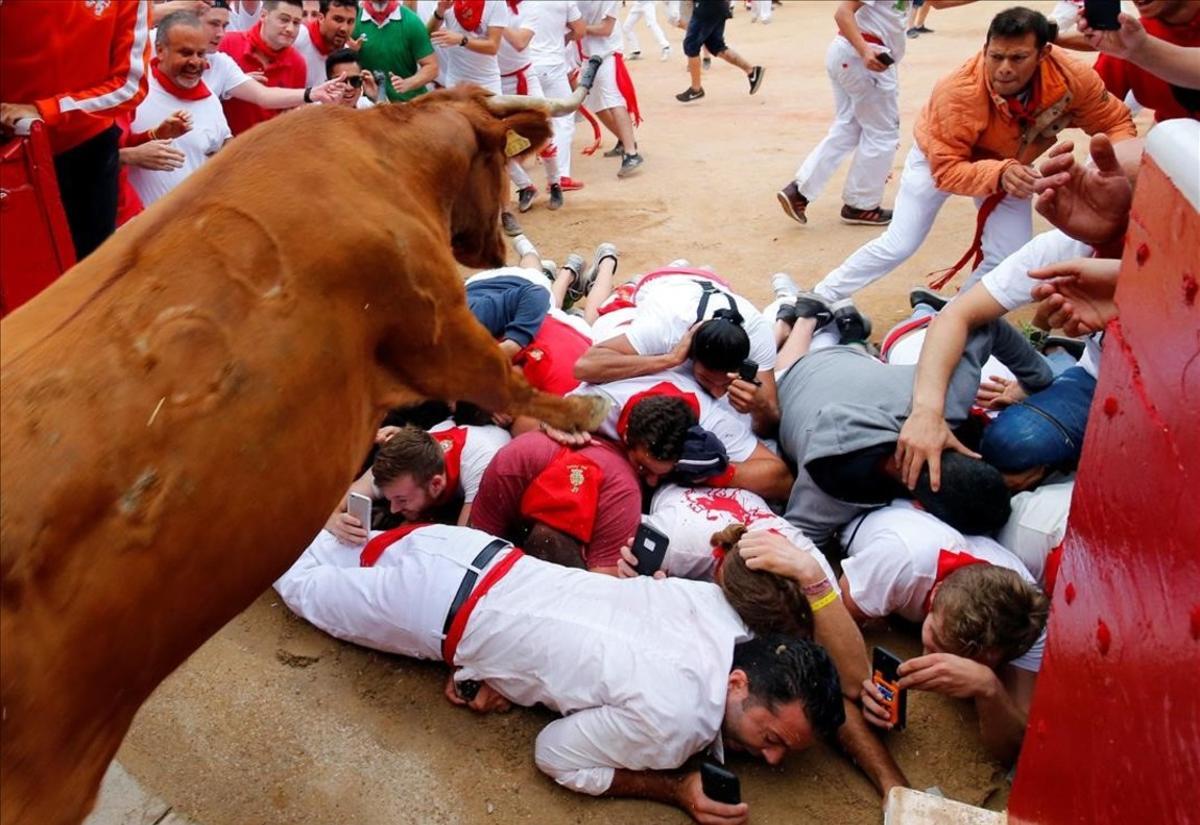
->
<box><xmin>376</xmin><ymin>304</ymin><xmax>608</xmax><ymax>432</ymax></box>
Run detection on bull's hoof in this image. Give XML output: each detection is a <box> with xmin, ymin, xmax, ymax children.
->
<box><xmin>571</xmin><ymin>393</ymin><xmax>612</xmax><ymax>433</ymax></box>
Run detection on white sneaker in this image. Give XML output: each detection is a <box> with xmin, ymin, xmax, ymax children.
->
<box><xmin>771</xmin><ymin>272</ymin><xmax>799</xmax><ymax>300</ymax></box>
<box><xmin>660</xmin><ymin>45</ymin><xmax>671</xmax><ymax>62</ymax></box>
<box><xmin>667</xmin><ymin>258</ymin><xmax>691</xmax><ymax>268</ymax></box>
<box><xmin>513</xmin><ymin>234</ymin><xmax>537</xmax><ymax>259</ymax></box>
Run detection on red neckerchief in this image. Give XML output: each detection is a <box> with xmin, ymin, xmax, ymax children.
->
<box><xmin>615</xmin><ymin>381</ymin><xmax>702</xmax><ymax>441</ymax></box>
<box><xmin>247</xmin><ymin>20</ymin><xmax>288</xmax><ymax>63</ymax></box>
<box><xmin>505</xmin><ymin>0</ymin><xmax>520</xmax><ymax>12</ymax></box>
<box><xmin>359</xmin><ymin>522</ymin><xmax>434</xmax><ymax>567</ymax></box>
<box><xmin>1005</xmin><ymin>81</ymin><xmax>1042</xmax><ymax>129</ymax></box>
<box><xmin>364</xmin><ymin>0</ymin><xmax>399</xmax><ymax>26</ymax></box>
<box><xmin>923</xmin><ymin>549</ymin><xmax>988</xmax><ymax>613</ymax></box>
<box><xmin>454</xmin><ymin>0</ymin><xmax>486</xmax><ymax>31</ymax></box>
<box><xmin>151</xmin><ymin>57</ymin><xmax>211</xmax><ymax>100</ymax></box>
<box><xmin>430</xmin><ymin>425</ymin><xmax>468</xmax><ymax>506</ymax></box>
<box><xmin>306</xmin><ymin>17</ymin><xmax>334</xmax><ymax>55</ymax></box>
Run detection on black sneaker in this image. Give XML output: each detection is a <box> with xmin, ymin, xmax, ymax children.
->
<box><xmin>629</xmin><ymin>50</ymin><xmax>643</xmax><ymax>60</ymax></box>
<box><xmin>618</xmin><ymin>153</ymin><xmax>644</xmax><ymax>177</ymax></box>
<box><xmin>748</xmin><ymin>65</ymin><xmax>765</xmax><ymax>95</ymax></box>
<box><xmin>917</xmin><ymin>25</ymin><xmax>934</xmax><ymax>33</ymax></box>
<box><xmin>547</xmin><ymin>182</ymin><xmax>564</xmax><ymax>211</ymax></box>
<box><xmin>776</xmin><ymin>292</ymin><xmax>833</xmax><ymax>329</ymax></box>
<box><xmin>908</xmin><ymin>287</ymin><xmax>948</xmax><ymax>312</ymax></box>
<box><xmin>676</xmin><ymin>86</ymin><xmax>705</xmax><ymax>102</ymax></box>
<box><xmin>500</xmin><ymin>211</ymin><xmax>522</xmax><ymax>237</ymax></box>
<box><xmin>840</xmin><ymin>204</ymin><xmax>893</xmax><ymax>225</ymax></box>
<box><xmin>517</xmin><ymin>186</ymin><xmax>536</xmax><ymax>213</ymax></box>
<box><xmin>777</xmin><ymin>181</ymin><xmax>808</xmax><ymax>225</ymax></box>
<box><xmin>830</xmin><ymin>299</ymin><xmax>873</xmax><ymax>344</ymax></box>
<box><xmin>906</xmin><ymin>27</ymin><xmax>920</xmax><ymax>39</ymax></box>
<box><xmin>1043</xmin><ymin>335</ymin><xmax>1086</xmax><ymax>360</ymax></box>
<box><xmin>602</xmin><ymin>141</ymin><xmax>625</xmax><ymax>158</ymax></box>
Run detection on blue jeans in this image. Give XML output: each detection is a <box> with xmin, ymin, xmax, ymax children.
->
<box><xmin>981</xmin><ymin>366</ymin><xmax>1097</xmax><ymax>472</ymax></box>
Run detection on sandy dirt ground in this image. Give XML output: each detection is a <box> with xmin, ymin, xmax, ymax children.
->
<box><xmin>116</xmin><ymin>2</ymin><xmax>1131</xmax><ymax>822</ymax></box>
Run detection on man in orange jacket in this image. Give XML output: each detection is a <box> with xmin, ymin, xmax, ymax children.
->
<box><xmin>810</xmin><ymin>6</ymin><xmax>1136</xmax><ymax>304</ymax></box>
<box><xmin>0</xmin><ymin>0</ymin><xmax>152</xmax><ymax>260</ymax></box>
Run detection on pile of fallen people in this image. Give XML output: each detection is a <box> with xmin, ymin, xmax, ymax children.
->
<box><xmin>272</xmin><ymin>119</ymin><xmax>1144</xmax><ymax>823</ymax></box>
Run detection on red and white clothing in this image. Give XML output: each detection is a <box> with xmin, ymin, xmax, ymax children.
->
<box><xmin>791</xmin><ymin>0</ymin><xmax>904</xmax><ymax>211</ymax></box>
<box><xmin>1095</xmin><ymin>8</ymin><xmax>1200</xmax><ymax>122</ymax></box>
<box><xmin>0</xmin><ymin>0</ymin><xmax>151</xmax><ymax>155</ymax></box>
<box><xmin>218</xmin><ymin>24</ymin><xmax>308</xmax><ymax>135</ymax></box>
<box><xmin>275</xmin><ymin>523</ymin><xmax>750</xmax><ymax>795</ymax></box>
<box><xmin>228</xmin><ymin>1</ymin><xmax>263</xmax><ymax>32</ymax></box>
<box><xmin>572</xmin><ymin>369</ymin><xmax>759</xmax><ymax>462</ymax></box>
<box><xmin>127</xmin><ymin>54</ymin><xmax>249</xmax><ymax>207</ymax></box>
<box><xmin>625</xmin><ymin>269</ymin><xmax>777</xmax><ymax>372</ymax></box>
<box><xmin>578</xmin><ymin>0</ymin><xmax>629</xmax><ymax>113</ymax></box>
<box><xmin>997</xmin><ymin>478</ymin><xmax>1073</xmax><ymax>588</ymax></box>
<box><xmin>622</xmin><ymin>0</ymin><xmax>669</xmax><ymax>53</ymax></box>
<box><xmin>441</xmin><ymin>0</ymin><xmax>506</xmax><ymax>93</ymax></box>
<box><xmin>840</xmin><ymin>500</ymin><xmax>1045</xmax><ymax>671</ymax></box>
<box><xmin>647</xmin><ymin>484</ymin><xmax>838</xmax><ymax>584</ymax></box>
<box><xmin>294</xmin><ymin>19</ymin><xmax>339</xmax><ymax>87</ymax></box>
<box><xmin>366</xmin><ymin>420</ymin><xmax>510</xmax><ymax>507</ymax></box>
<box><xmin>523</xmin><ymin>0</ymin><xmax>582</xmax><ymax>177</ymax></box>
<box><xmin>499</xmin><ymin>3</ymin><xmax>561</xmax><ymax>189</ymax></box>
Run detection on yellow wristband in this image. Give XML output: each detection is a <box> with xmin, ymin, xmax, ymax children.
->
<box><xmin>809</xmin><ymin>589</ymin><xmax>839</xmax><ymax>613</ymax></box>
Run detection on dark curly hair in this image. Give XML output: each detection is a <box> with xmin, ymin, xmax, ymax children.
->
<box><xmin>624</xmin><ymin>396</ymin><xmax>698</xmax><ymax>461</ymax></box>
<box><xmin>732</xmin><ymin>635</ymin><xmax>845</xmax><ymax>739</ymax></box>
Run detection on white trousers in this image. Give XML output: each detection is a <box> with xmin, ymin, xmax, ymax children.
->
<box><xmin>814</xmin><ymin>144</ymin><xmax>1034</xmax><ymax>302</ymax></box>
<box><xmin>624</xmin><ymin>0</ymin><xmax>669</xmax><ymax>52</ymax></box>
<box><xmin>794</xmin><ymin>37</ymin><xmax>899</xmax><ymax>210</ymax></box>
<box><xmin>502</xmin><ymin>69</ymin><xmax>560</xmax><ymax>188</ymax></box>
<box><xmin>531</xmin><ymin>62</ymin><xmax>576</xmax><ymax>178</ymax></box>
<box><xmin>750</xmin><ymin>0</ymin><xmax>772</xmax><ymax>22</ymax></box>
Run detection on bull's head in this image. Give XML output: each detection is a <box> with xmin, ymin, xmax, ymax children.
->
<box><xmin>444</xmin><ymin>57</ymin><xmax>603</xmax><ymax>269</ymax></box>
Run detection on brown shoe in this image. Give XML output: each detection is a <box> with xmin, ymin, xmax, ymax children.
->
<box><xmin>840</xmin><ymin>204</ymin><xmax>893</xmax><ymax>225</ymax></box>
<box><xmin>777</xmin><ymin>181</ymin><xmax>808</xmax><ymax>225</ymax></box>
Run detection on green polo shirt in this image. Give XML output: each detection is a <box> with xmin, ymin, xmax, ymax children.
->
<box><xmin>354</xmin><ymin>6</ymin><xmax>435</xmax><ymax>102</ymax></box>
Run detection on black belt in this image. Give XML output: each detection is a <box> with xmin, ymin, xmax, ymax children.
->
<box><xmin>442</xmin><ymin>539</ymin><xmax>510</xmax><ymax>637</ymax></box>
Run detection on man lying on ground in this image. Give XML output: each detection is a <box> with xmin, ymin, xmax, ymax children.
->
<box><xmin>275</xmin><ymin>522</ymin><xmax>845</xmax><ymax>824</ymax></box>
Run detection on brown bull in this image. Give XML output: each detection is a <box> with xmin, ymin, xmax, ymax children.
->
<box><xmin>0</xmin><ymin>85</ymin><xmax>607</xmax><ymax>825</ymax></box>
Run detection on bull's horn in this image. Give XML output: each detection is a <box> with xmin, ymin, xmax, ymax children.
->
<box><xmin>484</xmin><ymin>55</ymin><xmax>604</xmax><ymax>117</ymax></box>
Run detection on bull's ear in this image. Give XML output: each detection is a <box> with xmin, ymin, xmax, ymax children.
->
<box><xmin>505</xmin><ymin>130</ymin><xmax>532</xmax><ymax>157</ymax></box>
<box><xmin>496</xmin><ymin>110</ymin><xmax>554</xmax><ymax>161</ymax></box>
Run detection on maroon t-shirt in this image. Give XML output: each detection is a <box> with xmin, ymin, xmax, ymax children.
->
<box><xmin>470</xmin><ymin>432</ymin><xmax>641</xmax><ymax>569</ymax></box>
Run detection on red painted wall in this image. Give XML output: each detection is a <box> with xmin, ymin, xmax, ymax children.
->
<box><xmin>1008</xmin><ymin>145</ymin><xmax>1200</xmax><ymax>823</ymax></box>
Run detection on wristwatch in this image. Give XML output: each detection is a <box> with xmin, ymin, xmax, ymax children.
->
<box><xmin>459</xmin><ymin>35</ymin><xmax>468</xmax><ymax>47</ymax></box>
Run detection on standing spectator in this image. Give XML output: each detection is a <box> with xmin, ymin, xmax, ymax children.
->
<box><xmin>426</xmin><ymin>0</ymin><xmax>505</xmax><ymax>93</ymax></box>
<box><xmin>675</xmin><ymin>0</ymin><xmax>764</xmax><ymax>103</ymax></box>
<box><xmin>300</xmin><ymin>0</ymin><xmax>321</xmax><ymax>20</ymax></box>
<box><xmin>294</xmin><ymin>0</ymin><xmax>361</xmax><ymax>87</ymax></box>
<box><xmin>578</xmin><ymin>0</ymin><xmax>644</xmax><ymax>177</ymax></box>
<box><xmin>201</xmin><ymin>0</ymin><xmax>234</xmax><ymax>48</ymax></box>
<box><xmin>1089</xmin><ymin>0</ymin><xmax>1200</xmax><ymax>122</ymax></box>
<box><xmin>355</xmin><ymin>0</ymin><xmax>438</xmax><ymax>102</ymax></box>
<box><xmin>810</xmin><ymin>7</ymin><xmax>1135</xmax><ymax>304</ymax></box>
<box><xmin>524</xmin><ymin>1</ymin><xmax>586</xmax><ymax>188</ymax></box>
<box><xmin>0</xmin><ymin>0</ymin><xmax>152</xmax><ymax>260</ymax></box>
<box><xmin>906</xmin><ymin>0</ymin><xmax>933</xmax><ymax>38</ymax></box>
<box><xmin>623</xmin><ymin>0</ymin><xmax>671</xmax><ymax>61</ymax></box>
<box><xmin>229</xmin><ymin>0</ymin><xmax>263</xmax><ymax>30</ymax></box>
<box><xmin>779</xmin><ymin>1</ymin><xmax>971</xmax><ymax>227</ymax></box>
<box><xmin>218</xmin><ymin>0</ymin><xmax>307</xmax><ymax>135</ymax></box>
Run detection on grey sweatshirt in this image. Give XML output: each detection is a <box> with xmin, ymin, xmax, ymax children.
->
<box><xmin>777</xmin><ymin>321</ymin><xmax>1052</xmax><ymax>547</ymax></box>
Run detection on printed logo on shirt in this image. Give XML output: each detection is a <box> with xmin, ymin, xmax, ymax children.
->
<box><xmin>438</xmin><ymin>437</ymin><xmax>456</xmax><ymax>454</ymax></box>
<box><xmin>683</xmin><ymin>488</ymin><xmax>774</xmax><ymax>525</ymax></box>
<box><xmin>568</xmin><ymin>465</ymin><xmax>587</xmax><ymax>493</ymax></box>
<box><xmin>86</xmin><ymin>0</ymin><xmax>113</xmax><ymax>15</ymax></box>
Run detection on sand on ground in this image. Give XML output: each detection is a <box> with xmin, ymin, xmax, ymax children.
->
<box><xmin>116</xmin><ymin>2</ymin><xmax>1130</xmax><ymax>822</ymax></box>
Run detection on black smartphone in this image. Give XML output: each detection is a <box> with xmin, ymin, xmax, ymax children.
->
<box><xmin>737</xmin><ymin>358</ymin><xmax>759</xmax><ymax>383</ymax></box>
<box><xmin>876</xmin><ymin>51</ymin><xmax>895</xmax><ymax>67</ymax></box>
<box><xmin>700</xmin><ymin>762</ymin><xmax>741</xmax><ymax>805</ymax></box>
<box><xmin>631</xmin><ymin>522</ymin><xmax>669</xmax><ymax>575</ymax></box>
<box><xmin>1083</xmin><ymin>0</ymin><xmax>1121</xmax><ymax>30</ymax></box>
<box><xmin>455</xmin><ymin>679</ymin><xmax>481</xmax><ymax>702</ymax></box>
<box><xmin>871</xmin><ymin>647</ymin><xmax>907</xmax><ymax>731</ymax></box>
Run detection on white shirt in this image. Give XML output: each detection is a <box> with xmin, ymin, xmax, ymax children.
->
<box><xmin>573</xmin><ymin>369</ymin><xmax>760</xmax><ymax>462</ymax></box>
<box><xmin>442</xmin><ymin>0</ymin><xmax>506</xmax><ymax>91</ymax></box>
<box><xmin>647</xmin><ymin>484</ymin><xmax>838</xmax><ymax>584</ymax></box>
<box><xmin>429</xmin><ymin>419</ymin><xmax>511</xmax><ymax>503</ymax></box>
<box><xmin>979</xmin><ymin>229</ymin><xmax>1103</xmax><ymax>378</ymax></box>
<box><xmin>577</xmin><ymin>0</ymin><xmax>623</xmax><ymax>57</ymax></box>
<box><xmin>524</xmin><ymin>0</ymin><xmax>582</xmax><ymax>69</ymax></box>
<box><xmin>843</xmin><ymin>0</ymin><xmax>910</xmax><ymax>64</ymax></box>
<box><xmin>128</xmin><ymin>54</ymin><xmax>249</xmax><ymax>207</ymax></box>
<box><xmin>293</xmin><ymin>22</ymin><xmax>334</xmax><ymax>87</ymax></box>
<box><xmin>497</xmin><ymin>3</ymin><xmax>534</xmax><ymax>75</ymax></box>
<box><xmin>276</xmin><ymin>524</ymin><xmax>750</xmax><ymax>795</ymax></box>
<box><xmin>997</xmin><ymin>479</ymin><xmax>1073</xmax><ymax>586</ymax></box>
<box><xmin>628</xmin><ymin>273</ymin><xmax>778</xmax><ymax>371</ymax></box>
<box><xmin>840</xmin><ymin>501</ymin><xmax>1045</xmax><ymax>671</ymax></box>
<box><xmin>229</xmin><ymin>1</ymin><xmax>261</xmax><ymax>32</ymax></box>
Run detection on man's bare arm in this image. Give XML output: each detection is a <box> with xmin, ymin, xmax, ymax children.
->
<box><xmin>573</xmin><ymin>335</ymin><xmax>689</xmax><ymax>383</ymax></box>
<box><xmin>728</xmin><ymin>443</ymin><xmax>794</xmax><ymax>502</ymax></box>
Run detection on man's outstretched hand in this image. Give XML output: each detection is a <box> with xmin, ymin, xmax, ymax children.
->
<box><xmin>1029</xmin><ymin>256</ymin><xmax>1121</xmax><ymax>336</ymax></box>
<box><xmin>1032</xmin><ymin>135</ymin><xmax>1133</xmax><ymax>248</ymax></box>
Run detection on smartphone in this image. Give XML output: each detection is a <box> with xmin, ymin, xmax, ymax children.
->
<box><xmin>876</xmin><ymin>51</ymin><xmax>895</xmax><ymax>67</ymax></box>
<box><xmin>1083</xmin><ymin>0</ymin><xmax>1121</xmax><ymax>30</ymax></box>
<box><xmin>631</xmin><ymin>522</ymin><xmax>669</xmax><ymax>575</ymax></box>
<box><xmin>700</xmin><ymin>762</ymin><xmax>741</xmax><ymax>805</ymax></box>
<box><xmin>871</xmin><ymin>647</ymin><xmax>907</xmax><ymax>731</ymax></box>
<box><xmin>737</xmin><ymin>358</ymin><xmax>760</xmax><ymax>383</ymax></box>
<box><xmin>455</xmin><ymin>679</ymin><xmax>481</xmax><ymax>702</ymax></box>
<box><xmin>347</xmin><ymin>492</ymin><xmax>372</xmax><ymax>530</ymax></box>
